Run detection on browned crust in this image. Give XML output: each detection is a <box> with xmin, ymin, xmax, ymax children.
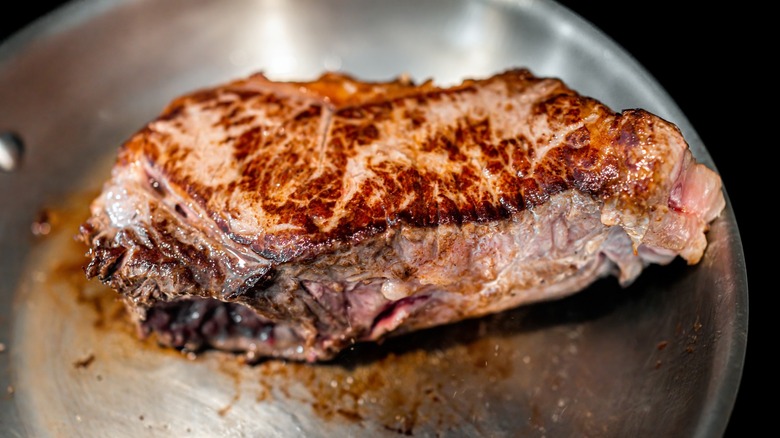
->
<box><xmin>118</xmin><ymin>69</ymin><xmax>681</xmax><ymax>258</ymax></box>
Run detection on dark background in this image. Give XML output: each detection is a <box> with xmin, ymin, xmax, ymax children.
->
<box><xmin>2</xmin><ymin>1</ymin><xmax>755</xmax><ymax>436</ymax></box>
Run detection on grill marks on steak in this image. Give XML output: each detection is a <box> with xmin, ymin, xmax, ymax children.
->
<box><xmin>79</xmin><ymin>69</ymin><xmax>725</xmax><ymax>362</ymax></box>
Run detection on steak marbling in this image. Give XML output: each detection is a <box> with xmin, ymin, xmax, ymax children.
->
<box><xmin>79</xmin><ymin>69</ymin><xmax>725</xmax><ymax>362</ymax></box>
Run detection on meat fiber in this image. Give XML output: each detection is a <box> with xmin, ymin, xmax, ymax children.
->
<box><xmin>78</xmin><ymin>69</ymin><xmax>725</xmax><ymax>362</ymax></box>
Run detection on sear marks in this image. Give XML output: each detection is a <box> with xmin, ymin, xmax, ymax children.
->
<box><xmin>119</xmin><ymin>69</ymin><xmax>681</xmax><ymax>257</ymax></box>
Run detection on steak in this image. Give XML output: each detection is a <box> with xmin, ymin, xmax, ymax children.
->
<box><xmin>78</xmin><ymin>68</ymin><xmax>725</xmax><ymax>362</ymax></box>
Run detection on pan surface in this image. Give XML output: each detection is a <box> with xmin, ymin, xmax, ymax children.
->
<box><xmin>0</xmin><ymin>0</ymin><xmax>747</xmax><ymax>436</ymax></box>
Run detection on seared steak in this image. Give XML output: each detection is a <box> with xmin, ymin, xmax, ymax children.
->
<box><xmin>79</xmin><ymin>69</ymin><xmax>725</xmax><ymax>362</ymax></box>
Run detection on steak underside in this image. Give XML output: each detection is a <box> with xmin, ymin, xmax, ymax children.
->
<box><xmin>79</xmin><ymin>69</ymin><xmax>725</xmax><ymax>362</ymax></box>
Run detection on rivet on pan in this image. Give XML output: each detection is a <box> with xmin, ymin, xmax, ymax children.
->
<box><xmin>0</xmin><ymin>132</ymin><xmax>24</xmax><ymax>172</ymax></box>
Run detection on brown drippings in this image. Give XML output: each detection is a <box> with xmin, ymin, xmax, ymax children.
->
<box><xmin>215</xmin><ymin>358</ymin><xmax>243</xmax><ymax>417</ymax></box>
<box><xmin>530</xmin><ymin>403</ymin><xmax>543</xmax><ymax>429</ymax></box>
<box><xmin>73</xmin><ymin>353</ymin><xmax>96</xmax><ymax>369</ymax></box>
<box><xmin>216</xmin><ymin>392</ymin><xmax>240</xmax><ymax>417</ymax></box>
<box><xmin>243</xmin><ymin>313</ymin><xmax>528</xmax><ymax>434</ymax></box>
<box><xmin>31</xmin><ymin>208</ymin><xmax>57</xmax><ymax>237</ymax></box>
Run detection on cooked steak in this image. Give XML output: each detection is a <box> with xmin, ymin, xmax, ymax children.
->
<box><xmin>78</xmin><ymin>69</ymin><xmax>725</xmax><ymax>362</ymax></box>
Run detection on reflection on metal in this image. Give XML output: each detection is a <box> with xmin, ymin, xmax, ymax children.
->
<box><xmin>0</xmin><ymin>132</ymin><xmax>23</xmax><ymax>171</ymax></box>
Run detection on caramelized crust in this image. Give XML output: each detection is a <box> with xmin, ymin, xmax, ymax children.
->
<box><xmin>119</xmin><ymin>69</ymin><xmax>682</xmax><ymax>262</ymax></box>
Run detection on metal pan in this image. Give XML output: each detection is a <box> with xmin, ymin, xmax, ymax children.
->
<box><xmin>0</xmin><ymin>0</ymin><xmax>747</xmax><ymax>436</ymax></box>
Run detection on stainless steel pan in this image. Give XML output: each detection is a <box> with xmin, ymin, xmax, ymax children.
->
<box><xmin>0</xmin><ymin>1</ymin><xmax>747</xmax><ymax>436</ymax></box>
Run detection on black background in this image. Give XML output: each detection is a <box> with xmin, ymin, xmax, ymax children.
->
<box><xmin>2</xmin><ymin>1</ymin><xmax>756</xmax><ymax>436</ymax></box>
